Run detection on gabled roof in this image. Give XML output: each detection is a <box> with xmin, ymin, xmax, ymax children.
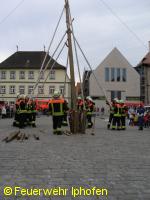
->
<box><xmin>137</xmin><ymin>52</ymin><xmax>150</xmax><ymax>67</ymax></box>
<box><xmin>0</xmin><ymin>51</ymin><xmax>66</xmax><ymax>70</ymax></box>
<box><xmin>96</xmin><ymin>47</ymin><xmax>133</xmax><ymax>69</ymax></box>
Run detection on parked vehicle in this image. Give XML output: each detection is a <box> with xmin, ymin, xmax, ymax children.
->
<box><xmin>35</xmin><ymin>99</ymin><xmax>49</xmax><ymax>111</ymax></box>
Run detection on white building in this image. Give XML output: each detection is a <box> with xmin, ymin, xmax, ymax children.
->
<box><xmin>89</xmin><ymin>48</ymin><xmax>140</xmax><ymax>111</ymax></box>
<box><xmin>0</xmin><ymin>51</ymin><xmax>70</xmax><ymax>105</ymax></box>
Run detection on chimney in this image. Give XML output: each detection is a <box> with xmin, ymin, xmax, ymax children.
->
<box><xmin>16</xmin><ymin>45</ymin><xmax>18</xmax><ymax>52</ymax></box>
<box><xmin>149</xmin><ymin>41</ymin><xmax>150</xmax><ymax>52</ymax></box>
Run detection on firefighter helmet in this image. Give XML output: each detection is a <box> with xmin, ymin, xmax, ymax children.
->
<box><xmin>113</xmin><ymin>98</ymin><xmax>118</xmax><ymax>102</ymax></box>
<box><xmin>86</xmin><ymin>96</ymin><xmax>93</xmax><ymax>102</ymax></box>
<box><xmin>20</xmin><ymin>94</ymin><xmax>25</xmax><ymax>99</ymax></box>
<box><xmin>16</xmin><ymin>93</ymin><xmax>20</xmax><ymax>99</ymax></box>
<box><xmin>53</xmin><ymin>90</ymin><xmax>60</xmax><ymax>98</ymax></box>
<box><xmin>119</xmin><ymin>99</ymin><xmax>124</xmax><ymax>104</ymax></box>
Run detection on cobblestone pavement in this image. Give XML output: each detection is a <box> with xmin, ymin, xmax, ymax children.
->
<box><xmin>0</xmin><ymin>115</ymin><xmax>150</xmax><ymax>200</ymax></box>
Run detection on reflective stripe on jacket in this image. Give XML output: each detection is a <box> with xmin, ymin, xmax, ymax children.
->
<box><xmin>50</xmin><ymin>99</ymin><xmax>65</xmax><ymax>116</ymax></box>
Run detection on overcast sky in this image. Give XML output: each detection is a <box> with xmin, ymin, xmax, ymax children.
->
<box><xmin>0</xmin><ymin>0</ymin><xmax>150</xmax><ymax>78</ymax></box>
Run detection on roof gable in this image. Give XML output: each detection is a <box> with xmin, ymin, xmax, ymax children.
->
<box><xmin>96</xmin><ymin>47</ymin><xmax>133</xmax><ymax>69</ymax></box>
<box><xmin>137</xmin><ymin>52</ymin><xmax>150</xmax><ymax>66</ymax></box>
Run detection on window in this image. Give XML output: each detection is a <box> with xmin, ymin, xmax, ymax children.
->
<box><xmin>28</xmin><ymin>71</ymin><xmax>34</xmax><ymax>79</ymax></box>
<box><xmin>105</xmin><ymin>68</ymin><xmax>109</xmax><ymax>82</ymax></box>
<box><xmin>19</xmin><ymin>85</ymin><xmax>25</xmax><ymax>94</ymax></box>
<box><xmin>140</xmin><ymin>68</ymin><xmax>144</xmax><ymax>75</ymax></box>
<box><xmin>117</xmin><ymin>68</ymin><xmax>121</xmax><ymax>82</ymax></box>
<box><xmin>122</xmin><ymin>68</ymin><xmax>127</xmax><ymax>82</ymax></box>
<box><xmin>9</xmin><ymin>86</ymin><xmax>15</xmax><ymax>94</ymax></box>
<box><xmin>141</xmin><ymin>77</ymin><xmax>145</xmax><ymax>85</ymax></box>
<box><xmin>0</xmin><ymin>85</ymin><xmax>6</xmax><ymax>94</ymax></box>
<box><xmin>141</xmin><ymin>86</ymin><xmax>145</xmax><ymax>96</ymax></box>
<box><xmin>28</xmin><ymin>85</ymin><xmax>34</xmax><ymax>94</ymax></box>
<box><xmin>19</xmin><ymin>71</ymin><xmax>25</xmax><ymax>79</ymax></box>
<box><xmin>59</xmin><ymin>85</ymin><xmax>65</xmax><ymax>95</ymax></box>
<box><xmin>9</xmin><ymin>101</ymin><xmax>15</xmax><ymax>105</ymax></box>
<box><xmin>111</xmin><ymin>68</ymin><xmax>115</xmax><ymax>81</ymax></box>
<box><xmin>10</xmin><ymin>71</ymin><xmax>16</xmax><ymax>79</ymax></box>
<box><xmin>106</xmin><ymin>67</ymin><xmax>126</xmax><ymax>82</ymax></box>
<box><xmin>49</xmin><ymin>86</ymin><xmax>55</xmax><ymax>94</ymax></box>
<box><xmin>49</xmin><ymin>70</ymin><xmax>55</xmax><ymax>80</ymax></box>
<box><xmin>1</xmin><ymin>71</ymin><xmax>6</xmax><ymax>79</ymax></box>
<box><xmin>111</xmin><ymin>91</ymin><xmax>121</xmax><ymax>100</ymax></box>
<box><xmin>39</xmin><ymin>71</ymin><xmax>44</xmax><ymax>80</ymax></box>
<box><xmin>38</xmin><ymin>85</ymin><xmax>44</xmax><ymax>94</ymax></box>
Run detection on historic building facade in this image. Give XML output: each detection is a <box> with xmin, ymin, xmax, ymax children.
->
<box><xmin>0</xmin><ymin>51</ymin><xmax>70</xmax><ymax>105</ymax></box>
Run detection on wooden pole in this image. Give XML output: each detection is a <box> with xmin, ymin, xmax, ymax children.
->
<box><xmin>65</xmin><ymin>0</ymin><xmax>76</xmax><ymax>110</ymax></box>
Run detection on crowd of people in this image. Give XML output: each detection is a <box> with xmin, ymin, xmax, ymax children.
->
<box><xmin>106</xmin><ymin>98</ymin><xmax>150</xmax><ymax>130</ymax></box>
<box><xmin>0</xmin><ymin>104</ymin><xmax>14</xmax><ymax>119</ymax></box>
<box><xmin>13</xmin><ymin>94</ymin><xmax>36</xmax><ymax>128</ymax></box>
<box><xmin>128</xmin><ymin>106</ymin><xmax>150</xmax><ymax>128</ymax></box>
<box><xmin>11</xmin><ymin>91</ymin><xmax>95</xmax><ymax>134</ymax></box>
<box><xmin>2</xmin><ymin>92</ymin><xmax>150</xmax><ymax>133</ymax></box>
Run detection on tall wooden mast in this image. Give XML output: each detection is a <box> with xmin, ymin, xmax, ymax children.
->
<box><xmin>65</xmin><ymin>0</ymin><xmax>76</xmax><ymax>110</ymax></box>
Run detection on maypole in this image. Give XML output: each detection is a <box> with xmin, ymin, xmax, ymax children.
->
<box><xmin>65</xmin><ymin>0</ymin><xmax>76</xmax><ymax>110</ymax></box>
<box><xmin>64</xmin><ymin>0</ymin><xmax>79</xmax><ymax>133</ymax></box>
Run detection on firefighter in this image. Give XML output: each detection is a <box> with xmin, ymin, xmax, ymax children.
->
<box><xmin>49</xmin><ymin>90</ymin><xmax>68</xmax><ymax>135</ymax></box>
<box><xmin>85</xmin><ymin>96</ymin><xmax>95</xmax><ymax>128</ymax></box>
<box><xmin>77</xmin><ymin>96</ymin><xmax>84</xmax><ymax>111</ymax></box>
<box><xmin>119</xmin><ymin>100</ymin><xmax>128</xmax><ymax>130</ymax></box>
<box><xmin>27</xmin><ymin>98</ymin><xmax>37</xmax><ymax>127</ymax></box>
<box><xmin>31</xmin><ymin>98</ymin><xmax>37</xmax><ymax>127</ymax></box>
<box><xmin>62</xmin><ymin>99</ymin><xmax>68</xmax><ymax>126</ymax></box>
<box><xmin>111</xmin><ymin>99</ymin><xmax>121</xmax><ymax>130</ymax></box>
<box><xmin>106</xmin><ymin>98</ymin><xmax>117</xmax><ymax>129</ymax></box>
<box><xmin>18</xmin><ymin>94</ymin><xmax>27</xmax><ymax>128</ymax></box>
<box><xmin>76</xmin><ymin>96</ymin><xmax>86</xmax><ymax>133</ymax></box>
<box><xmin>24</xmin><ymin>95</ymin><xmax>30</xmax><ymax>126</ymax></box>
<box><xmin>13</xmin><ymin>93</ymin><xmax>20</xmax><ymax>127</ymax></box>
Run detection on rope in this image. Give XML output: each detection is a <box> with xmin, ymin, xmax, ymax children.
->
<box><xmin>62</xmin><ymin>52</ymin><xmax>69</xmax><ymax>98</ymax></box>
<box><xmin>98</xmin><ymin>0</ymin><xmax>148</xmax><ymax>50</ymax></box>
<box><xmin>38</xmin><ymin>6</ymin><xmax>65</xmax><ymax>76</ymax></box>
<box><xmin>32</xmin><ymin>6</ymin><xmax>65</xmax><ymax>96</ymax></box>
<box><xmin>32</xmin><ymin>31</ymin><xmax>67</xmax><ymax>95</ymax></box>
<box><xmin>73</xmin><ymin>35</ymin><xmax>109</xmax><ymax>102</ymax></box>
<box><xmin>40</xmin><ymin>42</ymin><xmax>67</xmax><ymax>90</ymax></box>
<box><xmin>69</xmin><ymin>10</ymin><xmax>86</xmax><ymax>109</ymax></box>
<box><xmin>0</xmin><ymin>0</ymin><xmax>25</xmax><ymax>26</ymax></box>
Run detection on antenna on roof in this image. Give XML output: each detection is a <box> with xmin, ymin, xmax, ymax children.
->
<box><xmin>16</xmin><ymin>45</ymin><xmax>18</xmax><ymax>52</ymax></box>
<box><xmin>43</xmin><ymin>45</ymin><xmax>46</xmax><ymax>52</ymax></box>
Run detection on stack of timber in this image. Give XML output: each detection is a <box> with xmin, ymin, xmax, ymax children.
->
<box><xmin>2</xmin><ymin>131</ymin><xmax>39</xmax><ymax>143</ymax></box>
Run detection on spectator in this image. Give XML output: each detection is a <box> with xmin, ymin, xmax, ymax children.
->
<box><xmin>2</xmin><ymin>106</ymin><xmax>6</xmax><ymax>118</ymax></box>
<box><xmin>144</xmin><ymin>111</ymin><xmax>150</xmax><ymax>128</ymax></box>
<box><xmin>96</xmin><ymin>107</ymin><xmax>100</xmax><ymax>116</ymax></box>
<box><xmin>101</xmin><ymin>107</ymin><xmax>105</xmax><ymax>116</ymax></box>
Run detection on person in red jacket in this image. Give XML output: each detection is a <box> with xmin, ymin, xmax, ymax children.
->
<box><xmin>85</xmin><ymin>96</ymin><xmax>95</xmax><ymax>128</ymax></box>
<box><xmin>77</xmin><ymin>96</ymin><xmax>84</xmax><ymax>111</ymax></box>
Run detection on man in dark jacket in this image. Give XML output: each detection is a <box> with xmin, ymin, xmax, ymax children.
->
<box><xmin>49</xmin><ymin>91</ymin><xmax>68</xmax><ymax>135</ymax></box>
<box><xmin>137</xmin><ymin>104</ymin><xmax>145</xmax><ymax>130</ymax></box>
